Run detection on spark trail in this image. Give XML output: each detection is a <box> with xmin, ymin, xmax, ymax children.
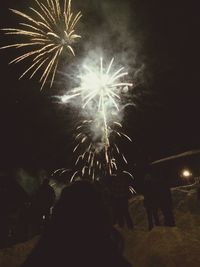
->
<box><xmin>0</xmin><ymin>0</ymin><xmax>82</xmax><ymax>89</ymax></box>
<box><xmin>73</xmin><ymin>120</ymin><xmax>132</xmax><ymax>179</ymax></box>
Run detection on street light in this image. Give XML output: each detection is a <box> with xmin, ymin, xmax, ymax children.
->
<box><xmin>182</xmin><ymin>169</ymin><xmax>192</xmax><ymax>178</ymax></box>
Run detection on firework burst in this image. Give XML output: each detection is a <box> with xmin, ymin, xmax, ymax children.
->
<box><xmin>61</xmin><ymin>57</ymin><xmax>133</xmax><ymax>178</ymax></box>
<box><xmin>1</xmin><ymin>0</ymin><xmax>82</xmax><ymax>89</ymax></box>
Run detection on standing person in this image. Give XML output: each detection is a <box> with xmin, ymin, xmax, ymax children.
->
<box><xmin>0</xmin><ymin>182</ymin><xmax>10</xmax><ymax>248</ymax></box>
<box><xmin>30</xmin><ymin>178</ymin><xmax>55</xmax><ymax>234</ymax></box>
<box><xmin>152</xmin><ymin>166</ymin><xmax>175</xmax><ymax>227</ymax></box>
<box><xmin>15</xmin><ymin>200</ymin><xmax>32</xmax><ymax>242</ymax></box>
<box><xmin>109</xmin><ymin>170</ymin><xmax>134</xmax><ymax>230</ymax></box>
<box><xmin>158</xmin><ymin>180</ymin><xmax>175</xmax><ymax>227</ymax></box>
<box><xmin>143</xmin><ymin>172</ymin><xmax>160</xmax><ymax>231</ymax></box>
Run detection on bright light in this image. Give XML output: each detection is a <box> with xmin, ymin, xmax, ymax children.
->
<box><xmin>182</xmin><ymin>169</ymin><xmax>192</xmax><ymax>178</ymax></box>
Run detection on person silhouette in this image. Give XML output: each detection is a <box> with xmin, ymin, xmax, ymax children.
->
<box><xmin>0</xmin><ymin>182</ymin><xmax>10</xmax><ymax>248</ymax></box>
<box><xmin>22</xmin><ymin>180</ymin><xmax>132</xmax><ymax>267</ymax></box>
<box><xmin>143</xmin><ymin>166</ymin><xmax>175</xmax><ymax>229</ymax></box>
<box><xmin>158</xmin><ymin>179</ymin><xmax>175</xmax><ymax>227</ymax></box>
<box><xmin>109</xmin><ymin>170</ymin><xmax>134</xmax><ymax>230</ymax></box>
<box><xmin>143</xmin><ymin>171</ymin><xmax>160</xmax><ymax>231</ymax></box>
<box><xmin>30</xmin><ymin>178</ymin><xmax>55</xmax><ymax>234</ymax></box>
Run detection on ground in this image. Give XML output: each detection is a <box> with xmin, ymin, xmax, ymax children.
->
<box><xmin>1</xmin><ymin>184</ymin><xmax>200</xmax><ymax>267</ymax></box>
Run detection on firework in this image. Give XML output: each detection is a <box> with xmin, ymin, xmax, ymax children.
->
<box><xmin>73</xmin><ymin>119</ymin><xmax>133</xmax><ymax>179</ymax></box>
<box><xmin>62</xmin><ymin>57</ymin><xmax>132</xmax><ymax>109</ymax></box>
<box><xmin>1</xmin><ymin>0</ymin><xmax>82</xmax><ymax>88</ymax></box>
<box><xmin>61</xmin><ymin>57</ymin><xmax>133</xmax><ymax>178</ymax></box>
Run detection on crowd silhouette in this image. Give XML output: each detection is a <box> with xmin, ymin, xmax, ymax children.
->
<box><xmin>0</xmin><ymin>166</ymin><xmax>179</xmax><ymax>266</ymax></box>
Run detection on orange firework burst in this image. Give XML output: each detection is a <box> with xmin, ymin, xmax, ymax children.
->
<box><xmin>1</xmin><ymin>0</ymin><xmax>82</xmax><ymax>88</ymax></box>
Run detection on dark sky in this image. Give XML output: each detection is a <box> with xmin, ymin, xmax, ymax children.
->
<box><xmin>0</xmin><ymin>0</ymin><xmax>200</xmax><ymax>170</ymax></box>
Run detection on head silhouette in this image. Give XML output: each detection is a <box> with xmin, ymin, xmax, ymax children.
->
<box><xmin>22</xmin><ymin>180</ymin><xmax>132</xmax><ymax>267</ymax></box>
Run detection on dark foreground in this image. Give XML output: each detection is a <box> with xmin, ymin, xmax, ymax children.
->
<box><xmin>1</xmin><ymin>185</ymin><xmax>200</xmax><ymax>267</ymax></box>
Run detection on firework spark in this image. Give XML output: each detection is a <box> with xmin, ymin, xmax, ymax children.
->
<box><xmin>61</xmin><ymin>57</ymin><xmax>133</xmax><ymax>178</ymax></box>
<box><xmin>1</xmin><ymin>0</ymin><xmax>82</xmax><ymax>88</ymax></box>
<box><xmin>62</xmin><ymin>57</ymin><xmax>132</xmax><ymax>108</ymax></box>
<box><xmin>73</xmin><ymin>119</ymin><xmax>132</xmax><ymax>179</ymax></box>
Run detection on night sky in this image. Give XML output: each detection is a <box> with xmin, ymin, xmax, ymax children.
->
<box><xmin>0</xmin><ymin>0</ymin><xmax>199</xmax><ymax>171</ymax></box>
